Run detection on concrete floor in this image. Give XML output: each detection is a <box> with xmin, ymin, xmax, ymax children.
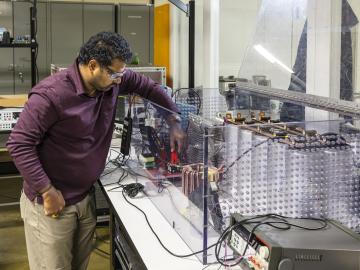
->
<box><xmin>0</xmin><ymin>205</ymin><xmax>110</xmax><ymax>270</ymax></box>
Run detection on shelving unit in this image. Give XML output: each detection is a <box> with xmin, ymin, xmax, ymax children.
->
<box><xmin>0</xmin><ymin>43</ymin><xmax>37</xmax><ymax>48</ymax></box>
<box><xmin>0</xmin><ymin>0</ymin><xmax>38</xmax><ymax>88</ymax></box>
<box><xmin>29</xmin><ymin>2</ymin><xmax>38</xmax><ymax>87</ymax></box>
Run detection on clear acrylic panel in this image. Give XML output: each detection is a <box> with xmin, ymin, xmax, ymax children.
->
<box><xmin>126</xmin><ymin>85</ymin><xmax>360</xmax><ymax>264</ymax></box>
<box><xmin>123</xmin><ymin>0</ymin><xmax>360</xmax><ymax>264</ymax></box>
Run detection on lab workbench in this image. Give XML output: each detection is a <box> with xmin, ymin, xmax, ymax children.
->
<box><xmin>99</xmin><ymin>164</ymin><xmax>240</xmax><ymax>270</ymax></box>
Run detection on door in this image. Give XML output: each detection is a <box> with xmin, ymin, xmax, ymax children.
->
<box><xmin>118</xmin><ymin>5</ymin><xmax>153</xmax><ymax>66</ymax></box>
<box><xmin>83</xmin><ymin>4</ymin><xmax>115</xmax><ymax>42</ymax></box>
<box><xmin>37</xmin><ymin>2</ymin><xmax>51</xmax><ymax>81</ymax></box>
<box><xmin>50</xmin><ymin>2</ymin><xmax>82</xmax><ymax>66</ymax></box>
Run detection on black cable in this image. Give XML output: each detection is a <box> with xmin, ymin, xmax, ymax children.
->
<box><xmin>108</xmin><ymin>148</ymin><xmax>121</xmax><ymax>158</ymax></box>
<box><xmin>110</xmin><ymin>155</ymin><xmax>129</xmax><ymax>167</ymax></box>
<box><xmin>121</xmin><ymin>163</ymin><xmax>150</xmax><ymax>179</ymax></box>
<box><xmin>223</xmin><ymin>137</ymin><xmax>279</xmax><ymax>175</ymax></box>
<box><xmin>107</xmin><ymin>170</ymin><xmax>128</xmax><ymax>192</ymax></box>
<box><xmin>121</xmin><ymin>189</ymin><xmax>218</xmax><ymax>258</ymax></box>
<box><xmin>101</xmin><ymin>167</ymin><xmax>118</xmax><ymax>177</ymax></box>
<box><xmin>103</xmin><ymin>150</ymin><xmax>122</xmax><ymax>173</ymax></box>
<box><xmin>214</xmin><ymin>213</ymin><xmax>327</xmax><ymax>267</ymax></box>
<box><xmin>215</xmin><ymin>222</ymin><xmax>248</xmax><ymax>266</ymax></box>
<box><xmin>102</xmin><ymin>168</ymin><xmax>128</xmax><ymax>187</ymax></box>
<box><xmin>101</xmin><ymin>152</ymin><xmax>120</xmax><ymax>171</ymax></box>
<box><xmin>103</xmin><ymin>152</ymin><xmax>128</xmax><ymax>172</ymax></box>
<box><xmin>235</xmin><ymin>219</ymin><xmax>326</xmax><ymax>265</ymax></box>
<box><xmin>109</xmin><ymin>165</ymin><xmax>327</xmax><ymax>266</ymax></box>
<box><xmin>102</xmin><ymin>157</ymin><xmax>155</xmax><ymax>191</ymax></box>
<box><xmin>214</xmin><ymin>215</ymin><xmax>295</xmax><ymax>266</ymax></box>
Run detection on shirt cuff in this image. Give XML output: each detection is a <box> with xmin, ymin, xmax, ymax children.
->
<box><xmin>30</xmin><ymin>177</ymin><xmax>51</xmax><ymax>195</ymax></box>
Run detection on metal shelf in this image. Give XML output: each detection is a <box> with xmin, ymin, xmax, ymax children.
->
<box><xmin>0</xmin><ymin>43</ymin><xmax>37</xmax><ymax>48</ymax></box>
<box><xmin>236</xmin><ymin>82</ymin><xmax>360</xmax><ymax>118</ymax></box>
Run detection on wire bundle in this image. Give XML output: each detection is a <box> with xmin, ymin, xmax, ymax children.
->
<box><xmin>214</xmin><ymin>214</ymin><xmax>327</xmax><ymax>267</ymax></box>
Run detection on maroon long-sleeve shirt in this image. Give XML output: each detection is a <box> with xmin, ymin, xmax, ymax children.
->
<box><xmin>7</xmin><ymin>60</ymin><xmax>178</xmax><ymax>205</ymax></box>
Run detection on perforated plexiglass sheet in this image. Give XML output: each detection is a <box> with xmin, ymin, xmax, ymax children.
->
<box><xmin>207</xmin><ymin>122</ymin><xmax>360</xmax><ymax>231</ymax></box>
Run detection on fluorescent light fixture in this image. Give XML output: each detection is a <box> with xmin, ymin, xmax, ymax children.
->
<box><xmin>254</xmin><ymin>44</ymin><xmax>294</xmax><ymax>74</ymax></box>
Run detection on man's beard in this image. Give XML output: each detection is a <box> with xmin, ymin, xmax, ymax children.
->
<box><xmin>91</xmin><ymin>81</ymin><xmax>115</xmax><ymax>92</ymax></box>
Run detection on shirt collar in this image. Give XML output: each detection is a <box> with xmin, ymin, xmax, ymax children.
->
<box><xmin>67</xmin><ymin>58</ymin><xmax>122</xmax><ymax>97</ymax></box>
<box><xmin>67</xmin><ymin>58</ymin><xmax>88</xmax><ymax>96</ymax></box>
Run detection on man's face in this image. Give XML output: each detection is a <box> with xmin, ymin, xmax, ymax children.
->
<box><xmin>89</xmin><ymin>58</ymin><xmax>126</xmax><ymax>92</ymax></box>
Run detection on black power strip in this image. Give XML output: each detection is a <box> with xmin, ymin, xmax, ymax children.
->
<box><xmin>120</xmin><ymin>116</ymin><xmax>133</xmax><ymax>156</ymax></box>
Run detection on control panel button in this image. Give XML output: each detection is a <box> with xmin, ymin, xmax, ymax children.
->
<box><xmin>278</xmin><ymin>258</ymin><xmax>293</xmax><ymax>270</ymax></box>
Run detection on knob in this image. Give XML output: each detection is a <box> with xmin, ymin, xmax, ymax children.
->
<box><xmin>278</xmin><ymin>258</ymin><xmax>293</xmax><ymax>270</ymax></box>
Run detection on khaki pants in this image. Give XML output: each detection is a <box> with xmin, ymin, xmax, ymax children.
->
<box><xmin>20</xmin><ymin>191</ymin><xmax>97</xmax><ymax>270</ymax></box>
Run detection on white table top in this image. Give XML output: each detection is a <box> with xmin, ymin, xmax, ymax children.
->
<box><xmin>100</xmin><ymin>163</ymin><xmax>242</xmax><ymax>270</ymax></box>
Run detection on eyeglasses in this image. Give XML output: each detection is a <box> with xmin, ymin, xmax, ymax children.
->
<box><xmin>105</xmin><ymin>67</ymin><xmax>126</xmax><ymax>80</ymax></box>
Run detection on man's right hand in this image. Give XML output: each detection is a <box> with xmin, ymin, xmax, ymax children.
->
<box><xmin>41</xmin><ymin>186</ymin><xmax>65</xmax><ymax>216</ymax></box>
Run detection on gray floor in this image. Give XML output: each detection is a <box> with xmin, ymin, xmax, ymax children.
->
<box><xmin>0</xmin><ymin>204</ymin><xmax>110</xmax><ymax>270</ymax></box>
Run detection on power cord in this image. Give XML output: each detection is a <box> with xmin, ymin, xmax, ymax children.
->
<box><xmin>214</xmin><ymin>214</ymin><xmax>327</xmax><ymax>267</ymax></box>
<box><xmin>107</xmin><ymin>163</ymin><xmax>328</xmax><ymax>267</ymax></box>
<box><xmin>223</xmin><ymin>136</ymin><xmax>286</xmax><ymax>175</ymax></box>
<box><xmin>101</xmin><ymin>153</ymin><xmax>129</xmax><ymax>179</ymax></box>
<box><xmin>120</xmin><ymin>189</ymin><xmax>218</xmax><ymax>258</ymax></box>
<box><xmin>106</xmin><ymin>169</ymin><xmax>129</xmax><ymax>191</ymax></box>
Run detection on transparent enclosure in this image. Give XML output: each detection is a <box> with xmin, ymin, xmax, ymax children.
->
<box><xmin>120</xmin><ymin>0</ymin><xmax>360</xmax><ymax>264</ymax></box>
<box><xmin>122</xmin><ymin>85</ymin><xmax>360</xmax><ymax>264</ymax></box>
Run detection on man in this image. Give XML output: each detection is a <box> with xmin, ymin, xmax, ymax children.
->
<box><xmin>7</xmin><ymin>32</ymin><xmax>184</xmax><ymax>270</ymax></box>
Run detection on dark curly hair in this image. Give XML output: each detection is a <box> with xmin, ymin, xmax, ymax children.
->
<box><xmin>78</xmin><ymin>32</ymin><xmax>133</xmax><ymax>66</ymax></box>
